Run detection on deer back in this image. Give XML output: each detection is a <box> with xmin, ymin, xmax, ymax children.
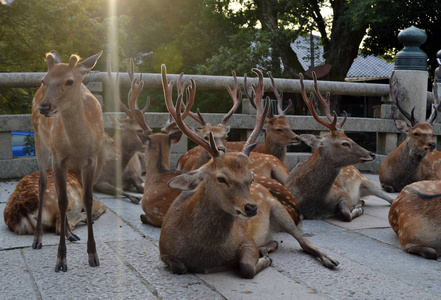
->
<box><xmin>388</xmin><ymin>180</ymin><xmax>441</xmax><ymax>259</ymax></box>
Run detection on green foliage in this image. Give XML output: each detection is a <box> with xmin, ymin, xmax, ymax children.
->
<box><xmin>23</xmin><ymin>134</ymin><xmax>35</xmax><ymax>156</ymax></box>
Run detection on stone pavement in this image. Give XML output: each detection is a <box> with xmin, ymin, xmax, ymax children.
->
<box><xmin>1</xmin><ymin>174</ymin><xmax>440</xmax><ymax>300</ymax></box>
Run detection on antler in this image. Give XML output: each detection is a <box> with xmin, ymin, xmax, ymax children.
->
<box><xmin>268</xmin><ymin>71</ymin><xmax>292</xmax><ymax>116</ymax></box>
<box><xmin>162</xmin><ymin>64</ymin><xmax>219</xmax><ymax>158</ymax></box>
<box><xmin>126</xmin><ymin>58</ymin><xmax>153</xmax><ymax>134</ymax></box>
<box><xmin>107</xmin><ymin>55</ymin><xmax>133</xmax><ymax>119</ymax></box>
<box><xmin>389</xmin><ymin>71</ymin><xmax>417</xmax><ymax>126</ymax></box>
<box><xmin>220</xmin><ymin>71</ymin><xmax>243</xmax><ymax>125</ymax></box>
<box><xmin>299</xmin><ymin>73</ymin><xmax>340</xmax><ymax>132</ymax></box>
<box><xmin>427</xmin><ymin>59</ymin><xmax>441</xmax><ymax>124</ymax></box>
<box><xmin>242</xmin><ymin>68</ymin><xmax>270</xmax><ymax>156</ymax></box>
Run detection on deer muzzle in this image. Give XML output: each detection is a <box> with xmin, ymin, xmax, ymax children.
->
<box><xmin>244</xmin><ymin>204</ymin><xmax>258</xmax><ymax>217</ymax></box>
<box><xmin>39</xmin><ymin>103</ymin><xmax>51</xmax><ymax>116</ymax></box>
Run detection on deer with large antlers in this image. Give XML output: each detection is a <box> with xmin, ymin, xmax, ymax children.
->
<box><xmin>160</xmin><ymin>65</ymin><xmax>338</xmax><ymax>278</ymax></box>
<box><xmin>227</xmin><ymin>72</ymin><xmax>300</xmax><ymax>169</ymax></box>
<box><xmin>177</xmin><ymin>71</ymin><xmax>290</xmax><ymax>184</ymax></box>
<box><xmin>285</xmin><ymin>72</ymin><xmax>392</xmax><ymax>221</ymax></box>
<box><xmin>93</xmin><ymin>58</ymin><xmax>150</xmax><ymax>203</ymax></box>
<box><xmin>379</xmin><ymin>72</ymin><xmax>441</xmax><ymax>192</ymax></box>
<box><xmin>4</xmin><ymin>170</ymin><xmax>106</xmax><ymax>236</ymax></box>
<box><xmin>32</xmin><ymin>50</ymin><xmax>104</xmax><ymax>272</ymax></box>
<box><xmin>138</xmin><ymin>70</ymin><xmax>194</xmax><ymax>227</ymax></box>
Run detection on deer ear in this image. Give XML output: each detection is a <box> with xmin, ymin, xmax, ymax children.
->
<box><xmin>169</xmin><ymin>130</ymin><xmax>183</xmax><ymax>144</ymax></box>
<box><xmin>77</xmin><ymin>50</ymin><xmax>103</xmax><ymax>74</ymax></box>
<box><xmin>299</xmin><ymin>134</ymin><xmax>323</xmax><ymax>148</ymax></box>
<box><xmin>168</xmin><ymin>170</ymin><xmax>203</xmax><ymax>191</ymax></box>
<box><xmin>394</xmin><ymin>119</ymin><xmax>410</xmax><ymax>133</ymax></box>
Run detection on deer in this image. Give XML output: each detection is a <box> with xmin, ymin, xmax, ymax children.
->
<box><xmin>93</xmin><ymin>58</ymin><xmax>150</xmax><ymax>203</ymax></box>
<box><xmin>4</xmin><ymin>170</ymin><xmax>106</xmax><ymax>236</ymax></box>
<box><xmin>138</xmin><ymin>67</ymin><xmax>301</xmax><ymax>227</ymax></box>
<box><xmin>177</xmin><ymin>71</ymin><xmax>290</xmax><ymax>184</ymax></box>
<box><xmin>388</xmin><ymin>180</ymin><xmax>441</xmax><ymax>259</ymax></box>
<box><xmin>159</xmin><ymin>65</ymin><xmax>338</xmax><ymax>278</ymax></box>
<box><xmin>32</xmin><ymin>50</ymin><xmax>104</xmax><ymax>272</ymax></box>
<box><xmin>285</xmin><ymin>72</ymin><xmax>392</xmax><ymax>222</ymax></box>
<box><xmin>379</xmin><ymin>72</ymin><xmax>441</xmax><ymax>192</ymax></box>
<box><xmin>226</xmin><ymin>72</ymin><xmax>300</xmax><ymax>170</ymax></box>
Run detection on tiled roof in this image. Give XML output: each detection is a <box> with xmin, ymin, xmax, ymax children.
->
<box><xmin>291</xmin><ymin>35</ymin><xmax>394</xmax><ymax>81</ymax></box>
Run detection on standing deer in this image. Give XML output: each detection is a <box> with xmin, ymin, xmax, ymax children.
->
<box><xmin>379</xmin><ymin>73</ymin><xmax>441</xmax><ymax>192</ymax></box>
<box><xmin>227</xmin><ymin>72</ymin><xmax>300</xmax><ymax>169</ymax></box>
<box><xmin>93</xmin><ymin>58</ymin><xmax>150</xmax><ymax>203</ymax></box>
<box><xmin>285</xmin><ymin>73</ymin><xmax>389</xmax><ymax>222</ymax></box>
<box><xmin>160</xmin><ymin>65</ymin><xmax>338</xmax><ymax>278</ymax></box>
<box><xmin>4</xmin><ymin>170</ymin><xmax>106</xmax><ymax>236</ymax></box>
<box><xmin>388</xmin><ymin>180</ymin><xmax>441</xmax><ymax>259</ymax></box>
<box><xmin>32</xmin><ymin>50</ymin><xmax>104</xmax><ymax>272</ymax></box>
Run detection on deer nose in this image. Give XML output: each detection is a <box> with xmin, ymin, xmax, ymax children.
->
<box><xmin>369</xmin><ymin>153</ymin><xmax>376</xmax><ymax>160</ymax></box>
<box><xmin>244</xmin><ymin>204</ymin><xmax>258</xmax><ymax>217</ymax></box>
<box><xmin>217</xmin><ymin>147</ymin><xmax>226</xmax><ymax>153</ymax></box>
<box><xmin>39</xmin><ymin>104</ymin><xmax>51</xmax><ymax>116</ymax></box>
<box><xmin>429</xmin><ymin>142</ymin><xmax>436</xmax><ymax>150</ymax></box>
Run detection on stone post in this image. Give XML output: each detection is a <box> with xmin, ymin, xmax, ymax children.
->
<box><xmin>377</xmin><ymin>26</ymin><xmax>428</xmax><ymax>155</ymax></box>
<box><xmin>434</xmin><ymin>50</ymin><xmax>441</xmax><ymax>148</ymax></box>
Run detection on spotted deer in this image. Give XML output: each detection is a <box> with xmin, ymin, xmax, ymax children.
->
<box><xmin>388</xmin><ymin>180</ymin><xmax>441</xmax><ymax>259</ymax></box>
<box><xmin>93</xmin><ymin>58</ymin><xmax>150</xmax><ymax>203</ymax></box>
<box><xmin>285</xmin><ymin>72</ymin><xmax>388</xmax><ymax>221</ymax></box>
<box><xmin>32</xmin><ymin>50</ymin><xmax>104</xmax><ymax>272</ymax></box>
<box><xmin>177</xmin><ymin>71</ymin><xmax>290</xmax><ymax>184</ymax></box>
<box><xmin>4</xmin><ymin>170</ymin><xmax>106</xmax><ymax>236</ymax></box>
<box><xmin>379</xmin><ymin>73</ymin><xmax>441</xmax><ymax>192</ymax></box>
<box><xmin>160</xmin><ymin>66</ymin><xmax>339</xmax><ymax>278</ymax></box>
<box><xmin>227</xmin><ymin>72</ymin><xmax>300</xmax><ymax>169</ymax></box>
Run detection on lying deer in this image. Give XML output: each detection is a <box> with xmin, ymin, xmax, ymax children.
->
<box><xmin>177</xmin><ymin>71</ymin><xmax>290</xmax><ymax>184</ymax></box>
<box><xmin>227</xmin><ymin>72</ymin><xmax>300</xmax><ymax>169</ymax></box>
<box><xmin>389</xmin><ymin>180</ymin><xmax>441</xmax><ymax>259</ymax></box>
<box><xmin>160</xmin><ymin>66</ymin><xmax>338</xmax><ymax>278</ymax></box>
<box><xmin>93</xmin><ymin>59</ymin><xmax>150</xmax><ymax>203</ymax></box>
<box><xmin>4</xmin><ymin>170</ymin><xmax>106</xmax><ymax>236</ymax></box>
<box><xmin>379</xmin><ymin>73</ymin><xmax>441</xmax><ymax>192</ymax></box>
<box><xmin>32</xmin><ymin>50</ymin><xmax>104</xmax><ymax>272</ymax></box>
<box><xmin>285</xmin><ymin>73</ymin><xmax>390</xmax><ymax>222</ymax></box>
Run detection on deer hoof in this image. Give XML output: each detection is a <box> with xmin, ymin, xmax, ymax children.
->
<box><xmin>130</xmin><ymin>196</ymin><xmax>141</xmax><ymax>204</ymax></box>
<box><xmin>55</xmin><ymin>263</ymin><xmax>67</xmax><ymax>272</ymax></box>
<box><xmin>32</xmin><ymin>242</ymin><xmax>42</xmax><ymax>250</ymax></box>
<box><xmin>89</xmin><ymin>257</ymin><xmax>100</xmax><ymax>267</ymax></box>
<box><xmin>323</xmin><ymin>257</ymin><xmax>340</xmax><ymax>269</ymax></box>
<box><xmin>68</xmin><ymin>234</ymin><xmax>80</xmax><ymax>242</ymax></box>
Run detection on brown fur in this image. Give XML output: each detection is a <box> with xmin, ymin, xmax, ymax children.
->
<box><xmin>389</xmin><ymin>180</ymin><xmax>441</xmax><ymax>259</ymax></box>
<box><xmin>380</xmin><ymin>122</ymin><xmax>436</xmax><ymax>192</ymax></box>
<box><xmin>4</xmin><ymin>170</ymin><xmax>106</xmax><ymax>235</ymax></box>
<box><xmin>32</xmin><ymin>50</ymin><xmax>104</xmax><ymax>271</ymax></box>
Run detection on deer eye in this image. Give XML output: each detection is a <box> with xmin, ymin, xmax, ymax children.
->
<box><xmin>65</xmin><ymin>79</ymin><xmax>74</xmax><ymax>86</ymax></box>
<box><xmin>276</xmin><ymin>128</ymin><xmax>283</xmax><ymax>132</ymax></box>
<box><xmin>414</xmin><ymin>132</ymin><xmax>419</xmax><ymax>137</ymax></box>
<box><xmin>342</xmin><ymin>142</ymin><xmax>350</xmax><ymax>147</ymax></box>
<box><xmin>136</xmin><ymin>129</ymin><xmax>143</xmax><ymax>134</ymax></box>
<box><xmin>217</xmin><ymin>176</ymin><xmax>227</xmax><ymax>184</ymax></box>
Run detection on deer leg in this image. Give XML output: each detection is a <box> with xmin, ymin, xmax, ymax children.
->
<box><xmin>238</xmin><ymin>243</ymin><xmax>271</xmax><ymax>279</ymax></box>
<box><xmin>94</xmin><ymin>182</ymin><xmax>141</xmax><ymax>204</ymax></box>
<box><xmin>53</xmin><ymin>165</ymin><xmax>68</xmax><ymax>272</ymax></box>
<box><xmin>259</xmin><ymin>241</ymin><xmax>279</xmax><ymax>257</ymax></box>
<box><xmin>160</xmin><ymin>253</ymin><xmax>188</xmax><ymax>274</ymax></box>
<box><xmin>338</xmin><ymin>199</ymin><xmax>363</xmax><ymax>222</ymax></box>
<box><xmin>270</xmin><ymin>203</ymin><xmax>339</xmax><ymax>269</ymax></box>
<box><xmin>360</xmin><ymin>180</ymin><xmax>394</xmax><ymax>204</ymax></box>
<box><xmin>404</xmin><ymin>244</ymin><xmax>439</xmax><ymax>259</ymax></box>
<box><xmin>82</xmin><ymin>161</ymin><xmax>100</xmax><ymax>268</ymax></box>
<box><xmin>32</xmin><ymin>144</ymin><xmax>50</xmax><ymax>250</ymax></box>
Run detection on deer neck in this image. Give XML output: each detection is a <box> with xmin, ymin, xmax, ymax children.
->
<box><xmin>114</xmin><ymin>131</ymin><xmax>139</xmax><ymax>168</ymax></box>
<box><xmin>291</xmin><ymin>149</ymin><xmax>341</xmax><ymax>199</ymax></box>
<box><xmin>263</xmin><ymin>138</ymin><xmax>286</xmax><ymax>163</ymax></box>
<box><xmin>186</xmin><ymin>184</ymin><xmax>235</xmax><ymax>242</ymax></box>
<box><xmin>394</xmin><ymin>139</ymin><xmax>425</xmax><ymax>180</ymax></box>
<box><xmin>144</xmin><ymin>136</ymin><xmax>171</xmax><ymax>177</ymax></box>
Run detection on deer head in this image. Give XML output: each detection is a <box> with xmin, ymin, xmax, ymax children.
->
<box><xmin>39</xmin><ymin>50</ymin><xmax>103</xmax><ymax>117</ymax></box>
<box><xmin>390</xmin><ymin>71</ymin><xmax>440</xmax><ymax>155</ymax></box>
<box><xmin>165</xmin><ymin>65</ymin><xmax>269</xmax><ymax>218</ymax></box>
<box><xmin>299</xmin><ymin>72</ymin><xmax>375</xmax><ymax>165</ymax></box>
